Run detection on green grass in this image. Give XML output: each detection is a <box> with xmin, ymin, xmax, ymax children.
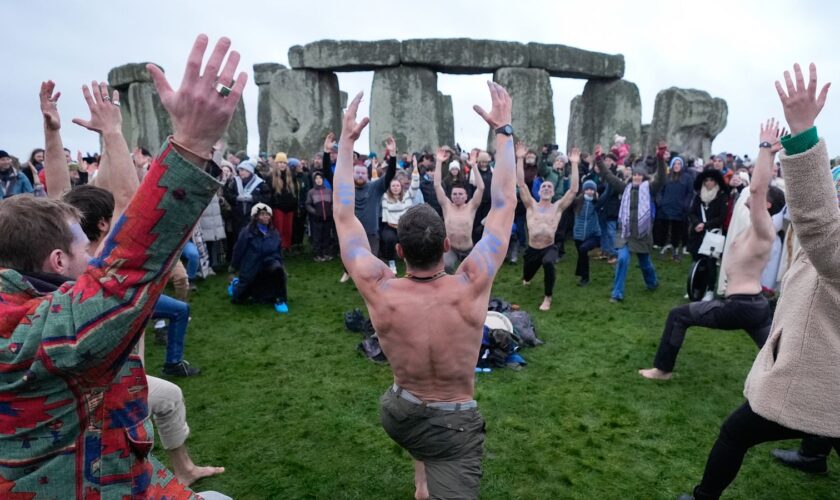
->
<box><xmin>146</xmin><ymin>249</ymin><xmax>840</xmax><ymax>499</ymax></box>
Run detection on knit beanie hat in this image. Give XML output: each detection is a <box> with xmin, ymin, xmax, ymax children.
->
<box><xmin>274</xmin><ymin>152</ymin><xmax>288</xmax><ymax>163</ymax></box>
<box><xmin>582</xmin><ymin>180</ymin><xmax>598</xmax><ymax>192</ymax></box>
<box><xmin>669</xmin><ymin>156</ymin><xmax>684</xmax><ymax>169</ymax></box>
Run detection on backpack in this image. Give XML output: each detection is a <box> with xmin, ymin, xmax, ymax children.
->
<box><xmin>357</xmin><ymin>335</ymin><xmax>388</xmax><ymax>364</ymax></box>
<box><xmin>508</xmin><ymin>310</ymin><xmax>543</xmax><ymax>347</ymax></box>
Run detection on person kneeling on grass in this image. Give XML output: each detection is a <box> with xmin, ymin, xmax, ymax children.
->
<box><xmin>229</xmin><ymin>202</ymin><xmax>289</xmax><ymax>313</ymax></box>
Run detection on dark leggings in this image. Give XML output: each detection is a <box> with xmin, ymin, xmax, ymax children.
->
<box><xmin>380</xmin><ymin>225</ymin><xmax>398</xmax><ymax>261</ymax></box>
<box><xmin>232</xmin><ymin>259</ymin><xmax>287</xmax><ymax>304</ymax></box>
<box><xmin>523</xmin><ymin>245</ymin><xmax>558</xmax><ymax>297</ymax></box>
<box><xmin>574</xmin><ymin>236</ymin><xmax>600</xmax><ymax>281</ymax></box>
<box><xmin>653</xmin><ymin>294</ymin><xmax>771</xmax><ymax>373</ymax></box>
<box><xmin>693</xmin><ymin>402</ymin><xmax>840</xmax><ymax>499</ymax></box>
<box><xmin>654</xmin><ymin>218</ymin><xmax>688</xmax><ymax>248</ymax></box>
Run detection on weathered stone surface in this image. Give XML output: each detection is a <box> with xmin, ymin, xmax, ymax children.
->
<box><xmin>265</xmin><ymin>68</ymin><xmax>342</xmax><ymax>158</ymax></box>
<box><xmin>437</xmin><ymin>93</ymin><xmax>454</xmax><ymax>148</ymax></box>
<box><xmin>370</xmin><ymin>66</ymin><xmax>447</xmax><ymax>154</ymax></box>
<box><xmin>340</xmin><ymin>91</ymin><xmax>348</xmax><ymax>109</ymax></box>
<box><xmin>528</xmin><ymin>43</ymin><xmax>624</xmax><ymax>79</ymax></box>
<box><xmin>488</xmin><ymin>68</ymin><xmax>554</xmax><ymax>152</ymax></box>
<box><xmin>254</xmin><ymin>63</ymin><xmax>286</xmax><ymax>153</ymax></box>
<box><xmin>123</xmin><ymin>82</ymin><xmax>172</xmax><ymax>152</ymax></box>
<box><xmin>645</xmin><ymin>88</ymin><xmax>728</xmax><ymax>159</ymax></box>
<box><xmin>401</xmin><ymin>39</ymin><xmax>529</xmax><ymax>74</ymax></box>
<box><xmin>253</xmin><ymin>63</ymin><xmax>285</xmax><ymax>85</ymax></box>
<box><xmin>108</xmin><ymin>63</ymin><xmax>158</xmax><ymax>89</ymax></box>
<box><xmin>289</xmin><ymin>40</ymin><xmax>400</xmax><ymax>71</ymax></box>
<box><xmin>640</xmin><ymin>124</ymin><xmax>651</xmax><ymax>158</ymax></box>
<box><xmin>223</xmin><ymin>99</ymin><xmax>248</xmax><ymax>154</ymax></box>
<box><xmin>566</xmin><ymin>79</ymin><xmax>641</xmax><ymax>155</ymax></box>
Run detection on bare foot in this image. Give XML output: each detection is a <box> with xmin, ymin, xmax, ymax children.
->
<box><xmin>539</xmin><ymin>297</ymin><xmax>551</xmax><ymax>311</ymax></box>
<box><xmin>638</xmin><ymin>368</ymin><xmax>673</xmax><ymax>381</ymax></box>
<box><xmin>175</xmin><ymin>465</ymin><xmax>225</xmax><ymax>486</ymax></box>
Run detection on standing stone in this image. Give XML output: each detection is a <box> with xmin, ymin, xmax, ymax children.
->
<box><xmin>437</xmin><ymin>93</ymin><xmax>454</xmax><ymax>148</ymax></box>
<box><xmin>254</xmin><ymin>63</ymin><xmax>286</xmax><ymax>155</ymax></box>
<box><xmin>566</xmin><ymin>79</ymin><xmax>641</xmax><ymax>155</ymax></box>
<box><xmin>528</xmin><ymin>43</ymin><xmax>624</xmax><ymax>79</ymax></box>
<box><xmin>400</xmin><ymin>39</ymin><xmax>529</xmax><ymax>74</ymax></box>
<box><xmin>265</xmin><ymin>68</ymin><xmax>342</xmax><ymax>158</ymax></box>
<box><xmin>288</xmin><ymin>40</ymin><xmax>401</xmax><ymax>71</ymax></box>
<box><xmin>109</xmin><ymin>62</ymin><xmax>247</xmax><ymax>154</ymax></box>
<box><xmin>488</xmin><ymin>68</ymin><xmax>554</xmax><ymax>152</ymax></box>
<box><xmin>223</xmin><ymin>100</ymin><xmax>247</xmax><ymax>154</ymax></box>
<box><xmin>640</xmin><ymin>124</ymin><xmax>651</xmax><ymax>158</ymax></box>
<box><xmin>370</xmin><ymin>65</ymin><xmax>448</xmax><ymax>154</ymax></box>
<box><xmin>645</xmin><ymin>88</ymin><xmax>728</xmax><ymax>159</ymax></box>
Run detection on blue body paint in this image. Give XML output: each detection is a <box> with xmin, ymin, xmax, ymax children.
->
<box><xmin>472</xmin><ymin>232</ymin><xmax>503</xmax><ymax>277</ymax></box>
<box><xmin>337</xmin><ymin>183</ymin><xmax>355</xmax><ymax>206</ymax></box>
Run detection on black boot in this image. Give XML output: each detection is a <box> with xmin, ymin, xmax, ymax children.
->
<box><xmin>771</xmin><ymin>448</ymin><xmax>828</xmax><ymax>474</ymax></box>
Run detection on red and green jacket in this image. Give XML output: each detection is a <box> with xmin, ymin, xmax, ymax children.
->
<box><xmin>0</xmin><ymin>142</ymin><xmax>219</xmax><ymax>498</ymax></box>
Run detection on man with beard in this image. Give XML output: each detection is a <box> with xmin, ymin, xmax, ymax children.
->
<box><xmin>434</xmin><ymin>147</ymin><xmax>485</xmax><ymax>273</ymax></box>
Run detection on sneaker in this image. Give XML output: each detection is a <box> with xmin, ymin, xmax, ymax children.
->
<box><xmin>609</xmin><ymin>296</ymin><xmax>623</xmax><ymax>303</ymax></box>
<box><xmin>607</xmin><ymin>256</ymin><xmax>617</xmax><ymax>265</ymax></box>
<box><xmin>275</xmin><ymin>302</ymin><xmax>289</xmax><ymax>314</ymax></box>
<box><xmin>154</xmin><ymin>319</ymin><xmax>166</xmax><ymax>329</ymax></box>
<box><xmin>339</xmin><ymin>272</ymin><xmax>350</xmax><ymax>283</ymax></box>
<box><xmin>161</xmin><ymin>360</ymin><xmax>201</xmax><ymax>377</ymax></box>
<box><xmin>702</xmin><ymin>291</ymin><xmax>715</xmax><ymax>302</ymax></box>
<box><xmin>577</xmin><ymin>278</ymin><xmax>590</xmax><ymax>287</ymax></box>
<box><xmin>659</xmin><ymin>244</ymin><xmax>673</xmax><ymax>255</ymax></box>
<box><xmin>324</xmin><ymin>255</ymin><xmax>334</xmax><ymax>261</ymax></box>
<box><xmin>227</xmin><ymin>277</ymin><xmax>239</xmax><ymax>297</ymax></box>
<box><xmin>314</xmin><ymin>256</ymin><xmax>324</xmax><ymax>262</ymax></box>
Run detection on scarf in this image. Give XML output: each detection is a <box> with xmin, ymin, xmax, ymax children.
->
<box><xmin>234</xmin><ymin>173</ymin><xmax>264</xmax><ymax>205</ymax></box>
<box><xmin>619</xmin><ymin>181</ymin><xmax>651</xmax><ymax>239</ymax></box>
<box><xmin>700</xmin><ymin>185</ymin><xmax>719</xmax><ymax>204</ymax></box>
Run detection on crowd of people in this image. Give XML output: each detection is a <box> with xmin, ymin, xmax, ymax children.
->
<box><xmin>1</xmin><ymin>33</ymin><xmax>838</xmax><ymax>499</ymax></box>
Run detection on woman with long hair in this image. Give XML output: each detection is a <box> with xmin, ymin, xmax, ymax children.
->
<box><xmin>380</xmin><ymin>170</ymin><xmax>420</xmax><ymax>274</ymax></box>
<box><xmin>268</xmin><ymin>152</ymin><xmax>299</xmax><ymax>251</ymax></box>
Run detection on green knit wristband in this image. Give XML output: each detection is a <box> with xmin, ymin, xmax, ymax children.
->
<box><xmin>780</xmin><ymin>126</ymin><xmax>818</xmax><ymax>155</ymax></box>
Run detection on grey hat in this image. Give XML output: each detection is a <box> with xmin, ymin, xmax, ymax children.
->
<box><xmin>237</xmin><ymin>159</ymin><xmax>256</xmax><ymax>175</ymax></box>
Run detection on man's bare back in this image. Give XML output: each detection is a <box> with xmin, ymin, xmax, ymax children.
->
<box><xmin>723</xmin><ymin>224</ymin><xmax>773</xmax><ymax>296</ymax></box>
<box><xmin>365</xmin><ymin>275</ymin><xmax>488</xmax><ymax>401</ymax></box>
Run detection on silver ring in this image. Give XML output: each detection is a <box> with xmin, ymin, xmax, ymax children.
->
<box><xmin>102</xmin><ymin>95</ymin><xmax>111</xmax><ymax>102</ymax></box>
<box><xmin>215</xmin><ymin>83</ymin><xmax>232</xmax><ymax>97</ymax></box>
<box><xmin>113</xmin><ymin>101</ymin><xmax>121</xmax><ymax>107</ymax></box>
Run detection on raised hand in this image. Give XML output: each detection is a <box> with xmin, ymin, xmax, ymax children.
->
<box><xmin>436</xmin><ymin>147</ymin><xmax>448</xmax><ymax>163</ymax></box>
<box><xmin>775</xmin><ymin>63</ymin><xmax>830</xmax><ymax>136</ymax></box>
<box><xmin>385</xmin><ymin>136</ymin><xmax>397</xmax><ymax>156</ymax></box>
<box><xmin>759</xmin><ymin>118</ymin><xmax>787</xmax><ymax>154</ymax></box>
<box><xmin>147</xmin><ymin>34</ymin><xmax>248</xmax><ymax>160</ymax></box>
<box><xmin>515</xmin><ymin>141</ymin><xmax>528</xmax><ymax>159</ymax></box>
<box><xmin>340</xmin><ymin>92</ymin><xmax>369</xmax><ymax>141</ymax></box>
<box><xmin>40</xmin><ymin>81</ymin><xmax>62</xmax><ymax>131</ymax></box>
<box><xmin>568</xmin><ymin>147</ymin><xmax>581</xmax><ymax>164</ymax></box>
<box><xmin>324</xmin><ymin>132</ymin><xmax>336</xmax><ymax>152</ymax></box>
<box><xmin>72</xmin><ymin>81</ymin><xmax>122</xmax><ymax>134</ymax></box>
<box><xmin>473</xmin><ymin>81</ymin><xmax>512</xmax><ymax>129</ymax></box>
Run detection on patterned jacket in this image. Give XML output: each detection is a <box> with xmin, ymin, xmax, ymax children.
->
<box><xmin>0</xmin><ymin>142</ymin><xmax>219</xmax><ymax>498</ymax></box>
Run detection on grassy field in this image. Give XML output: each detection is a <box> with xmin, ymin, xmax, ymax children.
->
<box><xmin>145</xmin><ymin>249</ymin><xmax>840</xmax><ymax>499</ymax></box>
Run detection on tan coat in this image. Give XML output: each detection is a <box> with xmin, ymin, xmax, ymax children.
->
<box><xmin>744</xmin><ymin>139</ymin><xmax>840</xmax><ymax>437</ymax></box>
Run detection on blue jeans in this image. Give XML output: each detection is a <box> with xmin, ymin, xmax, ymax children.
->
<box><xmin>151</xmin><ymin>294</ymin><xmax>189</xmax><ymax>364</ymax></box>
<box><xmin>182</xmin><ymin>241</ymin><xmax>199</xmax><ymax>279</ymax></box>
<box><xmin>599</xmin><ymin>217</ymin><xmax>617</xmax><ymax>257</ymax></box>
<box><xmin>611</xmin><ymin>245</ymin><xmax>658</xmax><ymax>300</ymax></box>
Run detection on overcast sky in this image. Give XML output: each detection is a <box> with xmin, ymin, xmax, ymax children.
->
<box><xmin>4</xmin><ymin>0</ymin><xmax>838</xmax><ymax>160</ymax></box>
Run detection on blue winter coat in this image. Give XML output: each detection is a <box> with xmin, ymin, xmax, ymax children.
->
<box><xmin>574</xmin><ymin>197</ymin><xmax>601</xmax><ymax>240</ymax></box>
<box><xmin>231</xmin><ymin>223</ymin><xmax>283</xmax><ymax>282</ymax></box>
<box><xmin>657</xmin><ymin>172</ymin><xmax>694</xmax><ymax>220</ymax></box>
<box><xmin>0</xmin><ymin>170</ymin><xmax>33</xmax><ymax>200</ymax></box>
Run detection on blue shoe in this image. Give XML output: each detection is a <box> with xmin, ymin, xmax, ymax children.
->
<box><xmin>275</xmin><ymin>302</ymin><xmax>289</xmax><ymax>314</ymax></box>
<box><xmin>227</xmin><ymin>278</ymin><xmax>239</xmax><ymax>297</ymax></box>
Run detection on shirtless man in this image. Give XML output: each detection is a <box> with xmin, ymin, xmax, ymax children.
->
<box><xmin>639</xmin><ymin>119</ymin><xmax>787</xmax><ymax>380</ymax></box>
<box><xmin>434</xmin><ymin>147</ymin><xmax>485</xmax><ymax>273</ymax></box>
<box><xmin>516</xmin><ymin>141</ymin><xmax>580</xmax><ymax>311</ymax></box>
<box><xmin>334</xmin><ymin>83</ymin><xmax>516</xmax><ymax>500</ymax></box>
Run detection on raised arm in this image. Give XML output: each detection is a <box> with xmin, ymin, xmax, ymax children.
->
<box><xmin>333</xmin><ymin>92</ymin><xmax>388</xmax><ymax>286</ymax></box>
<box><xmin>40</xmin><ymin>35</ymin><xmax>246</xmax><ymax>377</ymax></box>
<box><xmin>774</xmin><ymin>62</ymin><xmax>840</xmax><ymax>279</ymax></box>
<box><xmin>458</xmin><ymin>82</ymin><xmax>516</xmax><ymax>288</ymax></box>
<box><xmin>468</xmin><ymin>154</ymin><xmax>485</xmax><ymax>210</ymax></box>
<box><xmin>434</xmin><ymin>147</ymin><xmax>452</xmax><ymax>213</ymax></box>
<box><xmin>557</xmin><ymin>147</ymin><xmax>581</xmax><ymax>211</ymax></box>
<box><xmin>322</xmin><ymin>132</ymin><xmax>335</xmax><ymax>185</ymax></box>
<box><xmin>515</xmin><ymin>141</ymin><xmax>534</xmax><ymax>209</ymax></box>
<box><xmin>39</xmin><ymin>81</ymin><xmax>71</xmax><ymax>199</ymax></box>
<box><xmin>75</xmin><ymin>81</ymin><xmax>139</xmax><ymax>221</ymax></box>
<box><xmin>750</xmin><ymin>119</ymin><xmax>786</xmax><ymax>241</ymax></box>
